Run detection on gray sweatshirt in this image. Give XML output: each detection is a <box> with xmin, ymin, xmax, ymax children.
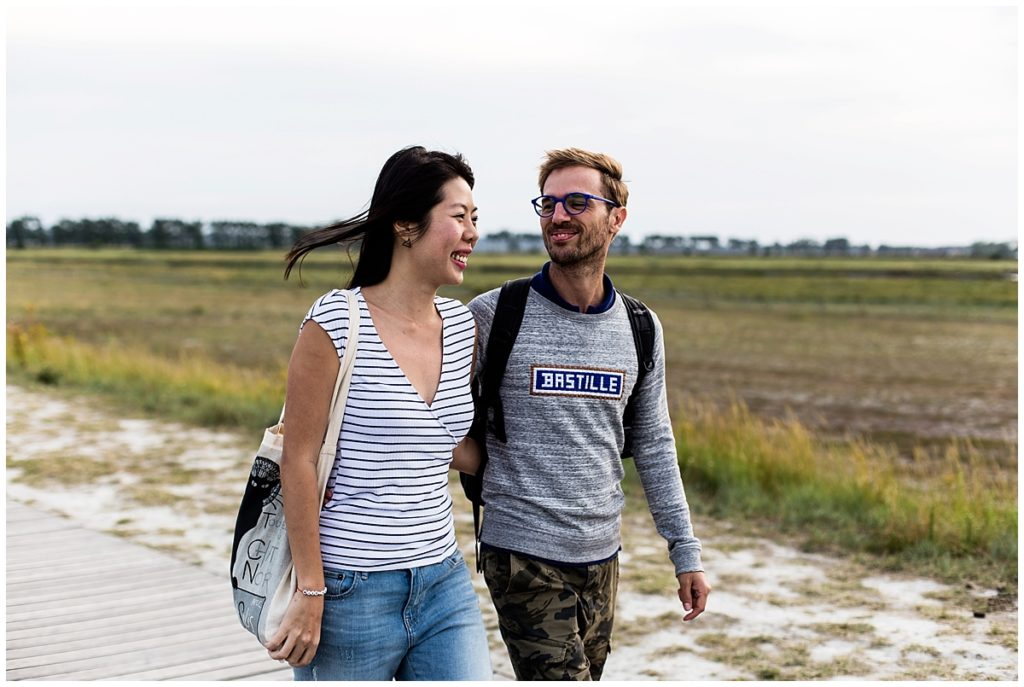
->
<box><xmin>468</xmin><ymin>285</ymin><xmax>703</xmax><ymax>575</ymax></box>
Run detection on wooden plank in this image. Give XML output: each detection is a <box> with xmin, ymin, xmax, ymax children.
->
<box><xmin>6</xmin><ymin>553</ymin><xmax>176</xmax><ymax>579</ymax></box>
<box><xmin>5</xmin><ymin>607</ymin><xmax>230</xmax><ymax>646</ymax></box>
<box><xmin>7</xmin><ymin>565</ymin><xmax>217</xmax><ymax>599</ymax></box>
<box><xmin>194</xmin><ymin>665</ymin><xmax>296</xmax><ymax>681</ymax></box>
<box><xmin>3</xmin><ymin>543</ymin><xmax>155</xmax><ymax>564</ymax></box>
<box><xmin>159</xmin><ymin>661</ymin><xmax>294</xmax><ymax>681</ymax></box>
<box><xmin>6</xmin><ymin>586</ymin><xmax>222</xmax><ymax>625</ymax></box>
<box><xmin>6</xmin><ymin>568</ymin><xmax>202</xmax><ymax>601</ymax></box>
<box><xmin>6</xmin><ymin>528</ymin><xmax>115</xmax><ymax>545</ymax></box>
<box><xmin>4</xmin><ymin>518</ymin><xmax>79</xmax><ymax>535</ymax></box>
<box><xmin>112</xmin><ymin>648</ymin><xmax>285</xmax><ymax>681</ymax></box>
<box><xmin>6</xmin><ymin>538</ymin><xmax>161</xmax><ymax>563</ymax></box>
<box><xmin>5</xmin><ymin>500</ymin><xmax>287</xmax><ymax>682</ymax></box>
<box><xmin>6</xmin><ymin>606</ymin><xmax>228</xmax><ymax>648</ymax></box>
<box><xmin>241</xmin><ymin>667</ymin><xmax>298</xmax><ymax>681</ymax></box>
<box><xmin>16</xmin><ymin>637</ymin><xmax>266</xmax><ymax>681</ymax></box>
<box><xmin>5</xmin><ymin>504</ymin><xmax>47</xmax><ymax>522</ymax></box>
<box><xmin>7</xmin><ymin>618</ymin><xmax>271</xmax><ymax>680</ymax></box>
<box><xmin>6</xmin><ymin>576</ymin><xmax>211</xmax><ymax>611</ymax></box>
<box><xmin>6</xmin><ymin>554</ymin><xmax>170</xmax><ymax>578</ymax></box>
<box><xmin>6</xmin><ymin>620</ymin><xmax>243</xmax><ymax>669</ymax></box>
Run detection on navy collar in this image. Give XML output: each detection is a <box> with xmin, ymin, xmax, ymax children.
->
<box><xmin>530</xmin><ymin>262</ymin><xmax>617</xmax><ymax>314</ymax></box>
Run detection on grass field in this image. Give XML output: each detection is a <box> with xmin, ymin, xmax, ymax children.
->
<box><xmin>6</xmin><ymin>248</ymin><xmax>1018</xmax><ymax>590</ymax></box>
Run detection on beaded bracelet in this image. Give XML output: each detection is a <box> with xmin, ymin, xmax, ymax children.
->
<box><xmin>299</xmin><ymin>586</ymin><xmax>328</xmax><ymax>597</ymax></box>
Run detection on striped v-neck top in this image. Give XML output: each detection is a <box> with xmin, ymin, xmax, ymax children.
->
<box><xmin>301</xmin><ymin>287</ymin><xmax>476</xmax><ymax>571</ymax></box>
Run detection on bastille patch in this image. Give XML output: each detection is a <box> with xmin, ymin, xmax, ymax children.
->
<box><xmin>530</xmin><ymin>365</ymin><xmax>625</xmax><ymax>400</ymax></box>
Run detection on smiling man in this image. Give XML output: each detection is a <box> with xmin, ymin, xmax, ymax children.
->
<box><xmin>467</xmin><ymin>148</ymin><xmax>711</xmax><ymax>680</ymax></box>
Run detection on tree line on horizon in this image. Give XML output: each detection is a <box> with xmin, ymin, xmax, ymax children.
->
<box><xmin>5</xmin><ymin>216</ymin><xmax>309</xmax><ymax>251</ymax></box>
<box><xmin>5</xmin><ymin>215</ymin><xmax>1017</xmax><ymax>260</ymax></box>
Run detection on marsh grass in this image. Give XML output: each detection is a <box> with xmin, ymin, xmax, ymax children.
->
<box><xmin>674</xmin><ymin>397</ymin><xmax>1017</xmax><ymax>588</ymax></box>
<box><xmin>450</xmin><ymin>253</ymin><xmax>1017</xmax><ymax>312</ymax></box>
<box><xmin>8</xmin><ymin>321</ymin><xmax>283</xmax><ymax>430</ymax></box>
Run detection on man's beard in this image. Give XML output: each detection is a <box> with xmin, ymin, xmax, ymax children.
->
<box><xmin>544</xmin><ymin>221</ymin><xmax>609</xmax><ymax>268</ymax></box>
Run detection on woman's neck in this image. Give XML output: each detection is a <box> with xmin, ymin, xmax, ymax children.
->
<box><xmin>361</xmin><ymin>276</ymin><xmax>438</xmax><ymax>324</ymax></box>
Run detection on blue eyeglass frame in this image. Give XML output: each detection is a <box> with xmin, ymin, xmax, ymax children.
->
<box><xmin>531</xmin><ymin>192</ymin><xmax>621</xmax><ymax>218</ymax></box>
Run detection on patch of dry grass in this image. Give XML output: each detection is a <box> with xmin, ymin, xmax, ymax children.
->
<box><xmin>8</xmin><ymin>451</ymin><xmax>121</xmax><ymax>486</ymax></box>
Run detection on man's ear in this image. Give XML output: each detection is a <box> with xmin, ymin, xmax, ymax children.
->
<box><xmin>609</xmin><ymin>206</ymin><xmax>627</xmax><ymax>236</ymax></box>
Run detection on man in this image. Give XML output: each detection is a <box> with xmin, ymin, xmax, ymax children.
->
<box><xmin>467</xmin><ymin>148</ymin><xmax>710</xmax><ymax>680</ymax></box>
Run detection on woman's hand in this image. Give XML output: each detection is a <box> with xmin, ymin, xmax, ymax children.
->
<box><xmin>265</xmin><ymin>591</ymin><xmax>324</xmax><ymax>667</ymax></box>
<box><xmin>452</xmin><ymin>435</ymin><xmax>482</xmax><ymax>475</ymax></box>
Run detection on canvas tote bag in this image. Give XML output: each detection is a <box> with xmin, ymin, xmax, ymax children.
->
<box><xmin>230</xmin><ymin>289</ymin><xmax>360</xmax><ymax>646</ymax></box>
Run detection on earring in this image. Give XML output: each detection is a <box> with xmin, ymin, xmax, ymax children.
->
<box><xmin>401</xmin><ymin>237</ymin><xmax>413</xmax><ymax>248</ymax></box>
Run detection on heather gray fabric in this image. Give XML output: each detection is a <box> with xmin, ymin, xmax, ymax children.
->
<box><xmin>468</xmin><ymin>286</ymin><xmax>702</xmax><ymax>575</ymax></box>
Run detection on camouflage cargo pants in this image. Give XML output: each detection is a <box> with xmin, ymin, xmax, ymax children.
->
<box><xmin>481</xmin><ymin>548</ymin><xmax>618</xmax><ymax>681</ymax></box>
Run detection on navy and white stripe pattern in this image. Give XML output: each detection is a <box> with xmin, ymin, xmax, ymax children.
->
<box><xmin>301</xmin><ymin>287</ymin><xmax>476</xmax><ymax>571</ymax></box>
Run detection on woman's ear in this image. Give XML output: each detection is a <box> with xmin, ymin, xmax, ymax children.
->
<box><xmin>394</xmin><ymin>221</ymin><xmax>416</xmax><ymax>248</ymax></box>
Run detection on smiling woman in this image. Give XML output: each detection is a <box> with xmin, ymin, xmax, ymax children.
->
<box><xmin>266</xmin><ymin>146</ymin><xmax>491</xmax><ymax>680</ymax></box>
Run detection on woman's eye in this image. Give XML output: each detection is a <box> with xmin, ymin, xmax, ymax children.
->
<box><xmin>471</xmin><ymin>216</ymin><xmax>479</xmax><ymax>224</ymax></box>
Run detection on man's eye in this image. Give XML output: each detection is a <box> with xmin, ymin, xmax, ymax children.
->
<box><xmin>566</xmin><ymin>194</ymin><xmax>588</xmax><ymax>211</ymax></box>
<box><xmin>540</xmin><ymin>199</ymin><xmax>555</xmax><ymax>212</ymax></box>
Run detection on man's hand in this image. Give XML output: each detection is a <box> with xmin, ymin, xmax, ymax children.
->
<box><xmin>677</xmin><ymin>571</ymin><xmax>710</xmax><ymax>621</ymax></box>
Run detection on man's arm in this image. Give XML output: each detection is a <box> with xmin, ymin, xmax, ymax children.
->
<box><xmin>629</xmin><ymin>310</ymin><xmax>710</xmax><ymax>619</ymax></box>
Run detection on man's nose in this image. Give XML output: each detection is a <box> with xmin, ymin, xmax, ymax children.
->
<box><xmin>550</xmin><ymin>200</ymin><xmax>572</xmax><ymax>223</ymax></box>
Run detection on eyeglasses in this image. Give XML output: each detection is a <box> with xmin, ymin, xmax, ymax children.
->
<box><xmin>531</xmin><ymin>192</ymin><xmax>620</xmax><ymax>218</ymax></box>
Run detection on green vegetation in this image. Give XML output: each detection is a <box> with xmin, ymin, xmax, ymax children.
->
<box><xmin>673</xmin><ymin>398</ymin><xmax>1016</xmax><ymax>589</ymax></box>
<box><xmin>6</xmin><ymin>249</ymin><xmax>1017</xmax><ymax>589</ymax></box>
<box><xmin>451</xmin><ymin>254</ymin><xmax>1017</xmax><ymax>311</ymax></box>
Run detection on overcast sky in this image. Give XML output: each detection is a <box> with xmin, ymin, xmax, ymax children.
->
<box><xmin>6</xmin><ymin>0</ymin><xmax>1018</xmax><ymax>247</ymax></box>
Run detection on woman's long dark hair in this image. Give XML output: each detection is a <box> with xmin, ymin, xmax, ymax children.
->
<box><xmin>284</xmin><ymin>146</ymin><xmax>475</xmax><ymax>287</ymax></box>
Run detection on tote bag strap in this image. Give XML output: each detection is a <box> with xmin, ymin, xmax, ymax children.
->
<box><xmin>275</xmin><ymin>290</ymin><xmax>362</xmax><ymax>425</ymax></box>
<box><xmin>314</xmin><ymin>289</ymin><xmax>360</xmax><ymax>493</ymax></box>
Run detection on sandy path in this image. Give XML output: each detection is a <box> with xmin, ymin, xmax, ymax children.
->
<box><xmin>5</xmin><ymin>385</ymin><xmax>1017</xmax><ymax>680</ymax></box>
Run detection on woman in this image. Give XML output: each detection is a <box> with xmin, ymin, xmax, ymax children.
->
<box><xmin>268</xmin><ymin>146</ymin><xmax>489</xmax><ymax>680</ymax></box>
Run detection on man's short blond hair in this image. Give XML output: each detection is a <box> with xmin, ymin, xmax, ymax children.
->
<box><xmin>538</xmin><ymin>148</ymin><xmax>629</xmax><ymax>207</ymax></box>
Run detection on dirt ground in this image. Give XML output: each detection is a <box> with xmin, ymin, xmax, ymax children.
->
<box><xmin>5</xmin><ymin>384</ymin><xmax>1017</xmax><ymax>680</ymax></box>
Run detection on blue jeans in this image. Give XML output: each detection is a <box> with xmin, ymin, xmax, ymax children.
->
<box><xmin>294</xmin><ymin>550</ymin><xmax>492</xmax><ymax>681</ymax></box>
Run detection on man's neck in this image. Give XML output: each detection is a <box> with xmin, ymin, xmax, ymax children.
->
<box><xmin>547</xmin><ymin>260</ymin><xmax>608</xmax><ymax>312</ymax></box>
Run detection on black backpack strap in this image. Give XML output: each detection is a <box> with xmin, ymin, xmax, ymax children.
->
<box><xmin>480</xmin><ymin>277</ymin><xmax>533</xmax><ymax>442</ymax></box>
<box><xmin>619</xmin><ymin>292</ymin><xmax>656</xmax><ymax>459</ymax></box>
<box><xmin>465</xmin><ymin>277</ymin><xmax>532</xmax><ymax>572</ymax></box>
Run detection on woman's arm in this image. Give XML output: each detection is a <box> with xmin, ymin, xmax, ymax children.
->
<box><xmin>451</xmin><ymin>322</ymin><xmax>482</xmax><ymax>476</ymax></box>
<box><xmin>265</xmin><ymin>322</ymin><xmax>340</xmax><ymax>667</ymax></box>
<box><xmin>451</xmin><ymin>435</ymin><xmax>481</xmax><ymax>475</ymax></box>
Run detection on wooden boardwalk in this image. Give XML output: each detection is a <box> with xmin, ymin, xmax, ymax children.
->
<box><xmin>5</xmin><ymin>500</ymin><xmax>291</xmax><ymax>681</ymax></box>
